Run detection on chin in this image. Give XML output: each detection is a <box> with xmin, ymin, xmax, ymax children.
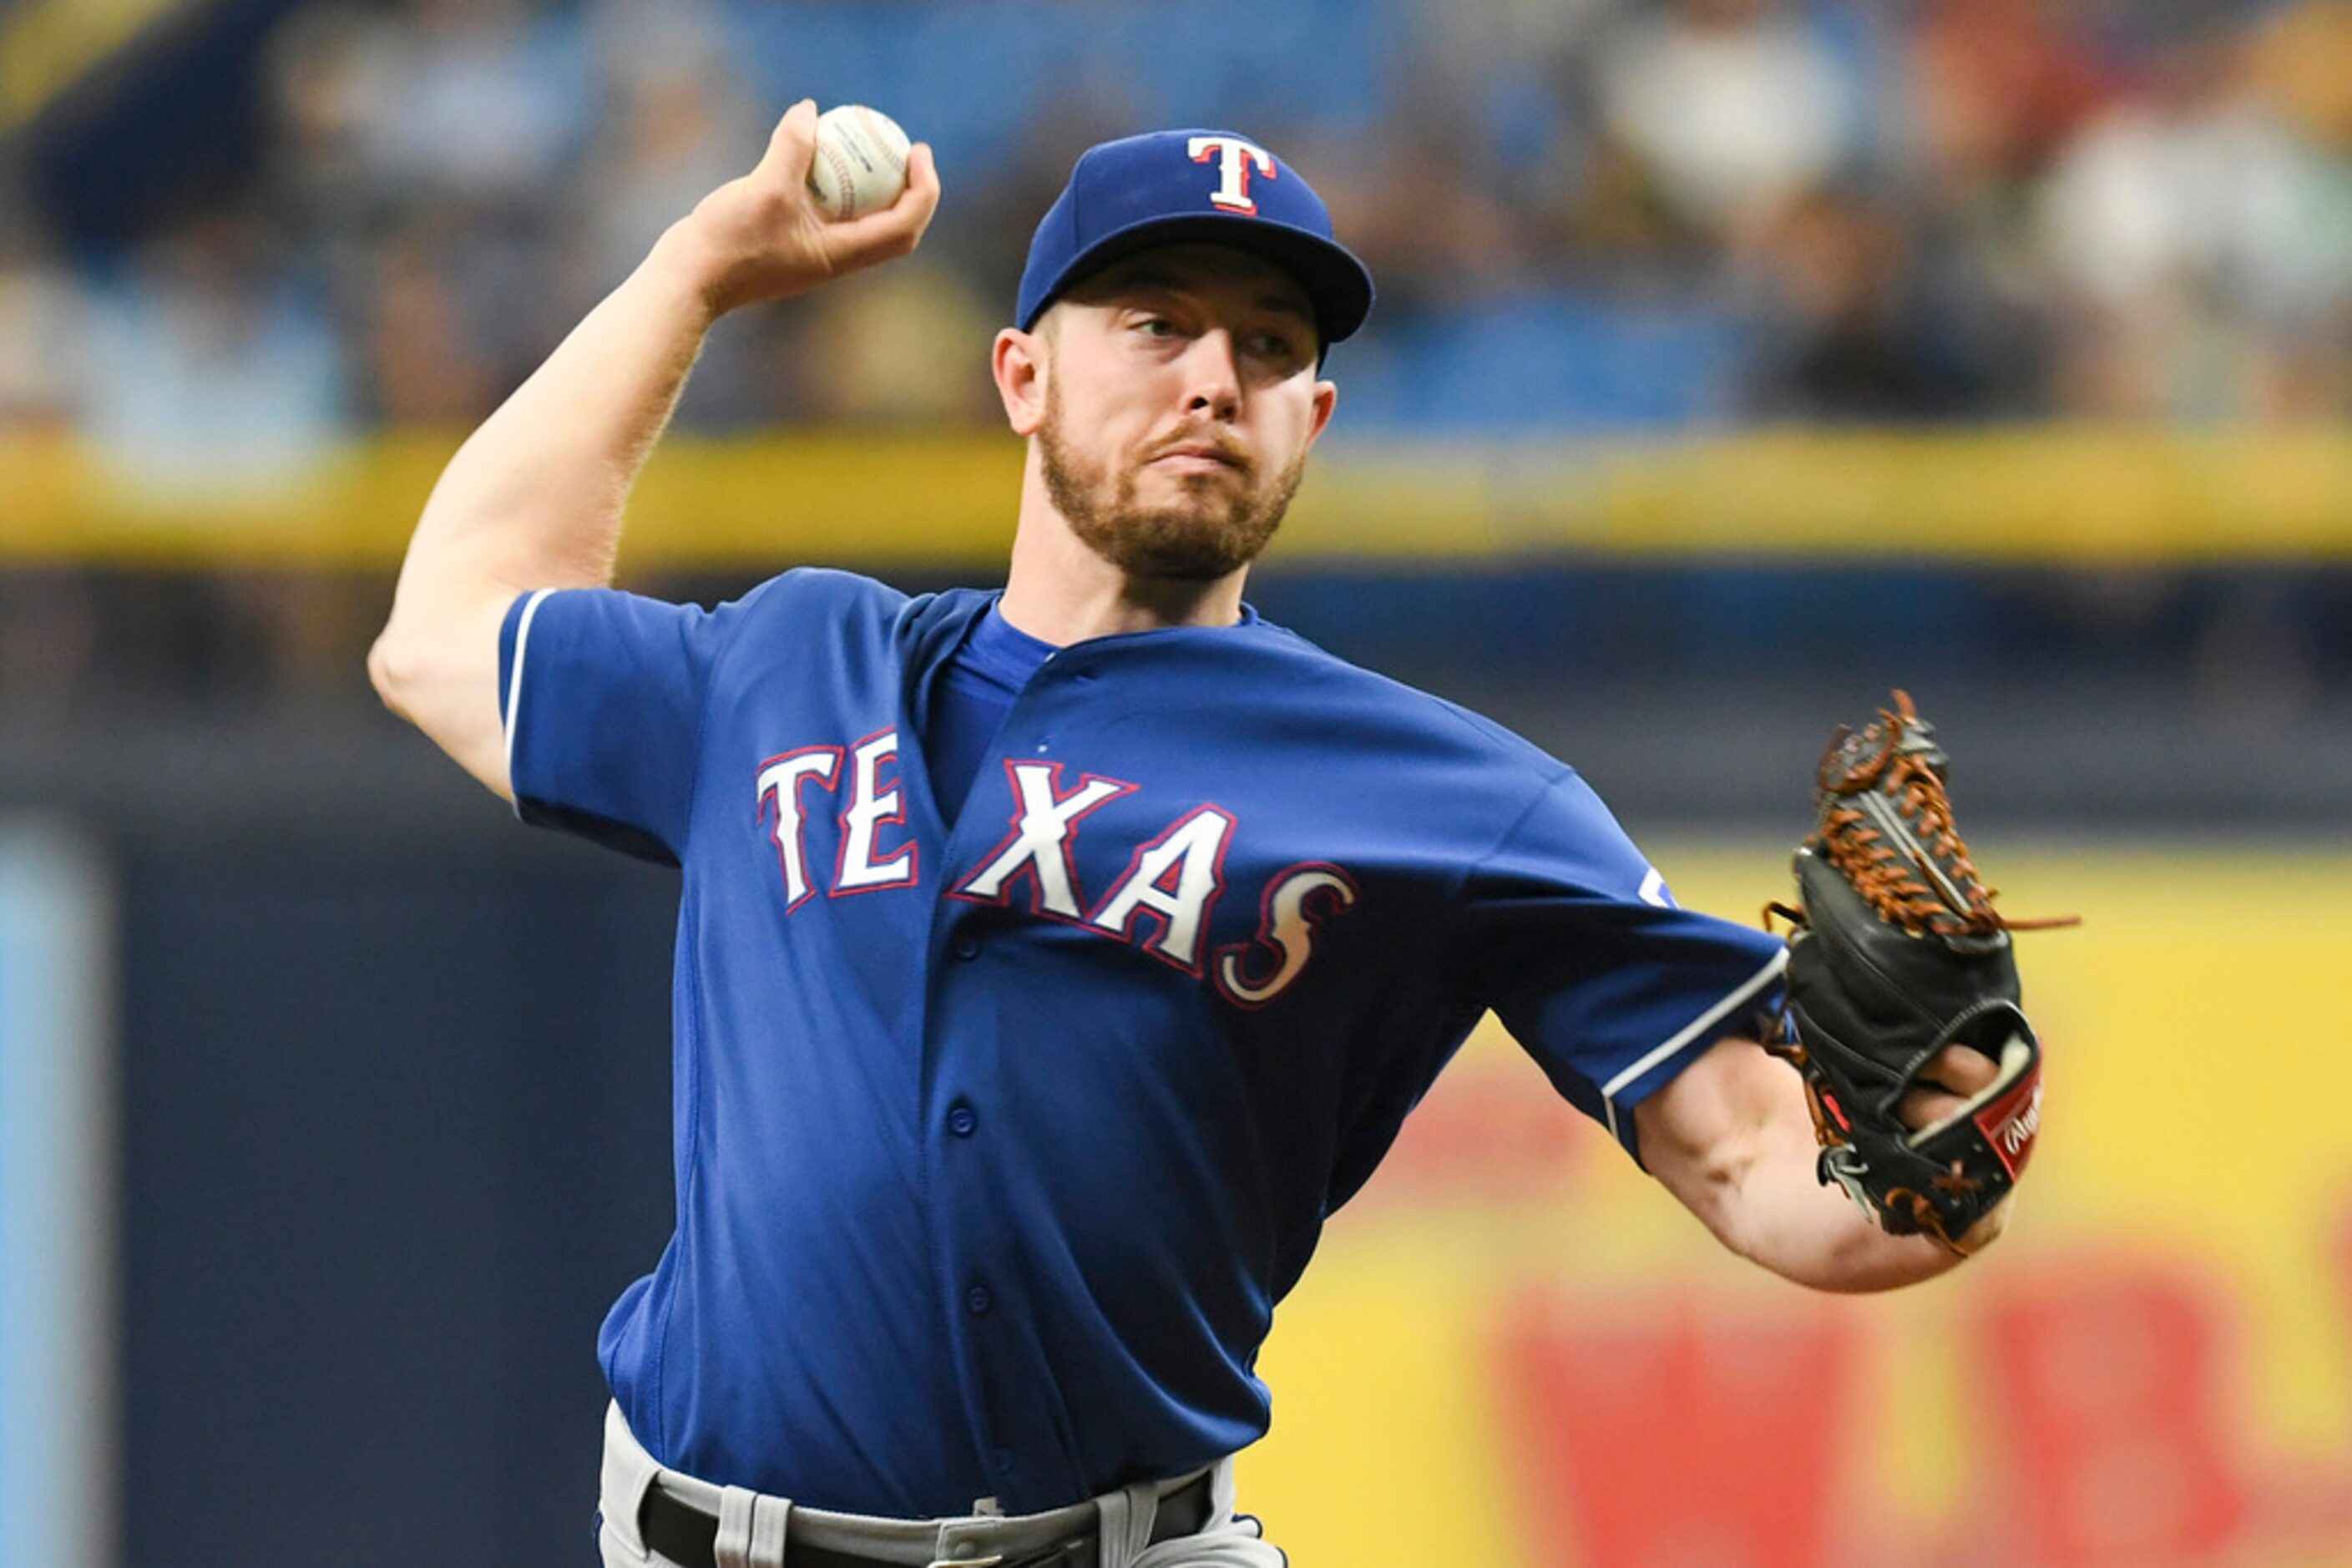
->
<box><xmin>1116</xmin><ymin>511</ymin><xmax>1278</xmax><ymax>579</ymax></box>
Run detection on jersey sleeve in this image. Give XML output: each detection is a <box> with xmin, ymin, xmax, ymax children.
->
<box><xmin>1449</xmin><ymin>769</ymin><xmax>1789</xmax><ymax>1161</ymax></box>
<box><xmin>498</xmin><ymin>586</ymin><xmax>735</xmax><ymax>865</ymax></box>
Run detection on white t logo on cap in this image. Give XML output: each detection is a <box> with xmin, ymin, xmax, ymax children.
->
<box><xmin>1188</xmin><ymin>135</ymin><xmax>1276</xmax><ymax>215</ymax></box>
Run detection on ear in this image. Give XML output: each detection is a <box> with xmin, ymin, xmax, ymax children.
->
<box><xmin>993</xmin><ymin>326</ymin><xmax>1046</xmax><ymax>438</ymax></box>
<box><xmin>1304</xmin><ymin>377</ymin><xmax>1338</xmax><ymax>450</ymax></box>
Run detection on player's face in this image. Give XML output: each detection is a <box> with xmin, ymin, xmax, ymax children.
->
<box><xmin>1029</xmin><ymin>246</ymin><xmax>1338</xmax><ymax>581</ymax></box>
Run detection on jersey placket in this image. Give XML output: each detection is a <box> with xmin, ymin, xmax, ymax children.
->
<box><xmin>907</xmin><ymin>644</ymin><xmax>1100</xmax><ymax>1510</ymax></box>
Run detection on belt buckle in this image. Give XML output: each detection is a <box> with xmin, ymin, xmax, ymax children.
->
<box><xmin>934</xmin><ymin>1540</ymin><xmax>1087</xmax><ymax>1568</ymax></box>
<box><xmin>997</xmin><ymin>1542</ymin><xmax>1091</xmax><ymax>1568</ymax></box>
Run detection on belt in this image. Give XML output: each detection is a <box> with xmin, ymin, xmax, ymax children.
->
<box><xmin>638</xmin><ymin>1470</ymin><xmax>1215</xmax><ymax>1568</ymax></box>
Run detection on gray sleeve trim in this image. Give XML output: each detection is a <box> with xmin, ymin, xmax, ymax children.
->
<box><xmin>1601</xmin><ymin>944</ymin><xmax>1790</xmax><ymax>1141</ymax></box>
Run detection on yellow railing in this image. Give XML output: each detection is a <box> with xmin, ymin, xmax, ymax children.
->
<box><xmin>4</xmin><ymin>426</ymin><xmax>2350</xmax><ymax>568</ymax></box>
<box><xmin>0</xmin><ymin>0</ymin><xmax>182</xmax><ymax>131</ymax></box>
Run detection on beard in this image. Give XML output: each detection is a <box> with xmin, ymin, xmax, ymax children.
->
<box><xmin>1038</xmin><ymin>381</ymin><xmax>1307</xmax><ymax>581</ymax></box>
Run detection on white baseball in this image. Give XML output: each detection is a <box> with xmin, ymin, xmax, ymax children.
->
<box><xmin>805</xmin><ymin>104</ymin><xmax>913</xmax><ymax>222</ymax></box>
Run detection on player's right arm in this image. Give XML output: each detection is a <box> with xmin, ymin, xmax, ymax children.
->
<box><xmin>367</xmin><ymin>100</ymin><xmax>940</xmax><ymax>798</ymax></box>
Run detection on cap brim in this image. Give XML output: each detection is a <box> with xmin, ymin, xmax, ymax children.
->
<box><xmin>1020</xmin><ymin>212</ymin><xmax>1374</xmax><ymax>350</ymax></box>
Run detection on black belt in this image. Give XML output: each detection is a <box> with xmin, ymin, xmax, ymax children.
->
<box><xmin>638</xmin><ymin>1471</ymin><xmax>1215</xmax><ymax>1568</ymax></box>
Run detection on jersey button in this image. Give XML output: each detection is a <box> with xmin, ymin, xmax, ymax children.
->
<box><xmin>965</xmin><ymin>1283</ymin><xmax>993</xmax><ymax>1317</ymax></box>
<box><xmin>948</xmin><ymin>1104</ymin><xmax>978</xmax><ymax>1137</ymax></box>
<box><xmin>952</xmin><ymin>937</ymin><xmax>980</xmax><ymax>961</ymax></box>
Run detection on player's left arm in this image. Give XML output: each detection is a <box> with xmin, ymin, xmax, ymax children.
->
<box><xmin>1633</xmin><ymin>1034</ymin><xmax>2007</xmax><ymax>1292</ymax></box>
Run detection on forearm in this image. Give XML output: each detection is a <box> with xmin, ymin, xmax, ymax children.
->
<box><xmin>387</xmin><ymin>97</ymin><xmax>938</xmax><ymax>615</ymax></box>
<box><xmin>1704</xmin><ymin>1107</ymin><xmax>1979</xmax><ymax>1292</ymax></box>
<box><xmin>401</xmin><ymin>225</ymin><xmax>718</xmax><ymax>599</ymax></box>
<box><xmin>367</xmin><ymin>227</ymin><xmax>717</xmax><ymax>793</ymax></box>
<box><xmin>1636</xmin><ymin>1035</ymin><xmax>2001</xmax><ymax>1293</ymax></box>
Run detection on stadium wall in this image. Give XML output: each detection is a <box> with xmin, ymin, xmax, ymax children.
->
<box><xmin>4</xmin><ymin>731</ymin><xmax>2344</xmax><ymax>1565</ymax></box>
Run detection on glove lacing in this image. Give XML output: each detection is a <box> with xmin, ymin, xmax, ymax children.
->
<box><xmin>1814</xmin><ymin>690</ymin><xmax>2075</xmax><ymax>938</ymax></box>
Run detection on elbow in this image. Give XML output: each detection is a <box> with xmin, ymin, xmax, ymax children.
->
<box><xmin>367</xmin><ymin>624</ymin><xmax>415</xmax><ymax>720</ymax></box>
<box><xmin>360</xmin><ymin>583</ymin><xmax>516</xmax><ymax>801</ymax></box>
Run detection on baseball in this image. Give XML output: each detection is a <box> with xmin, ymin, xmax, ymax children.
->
<box><xmin>806</xmin><ymin>104</ymin><xmax>913</xmax><ymax>222</ymax></box>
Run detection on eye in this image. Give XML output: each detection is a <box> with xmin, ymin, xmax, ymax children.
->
<box><xmin>1249</xmin><ymin>330</ymin><xmax>1307</xmax><ymax>367</ymax></box>
<box><xmin>1134</xmin><ymin>315</ymin><xmax>1179</xmax><ymax>340</ymax></box>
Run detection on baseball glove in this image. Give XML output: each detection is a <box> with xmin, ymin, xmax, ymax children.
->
<box><xmin>1765</xmin><ymin>691</ymin><xmax>2071</xmax><ymax>1253</ymax></box>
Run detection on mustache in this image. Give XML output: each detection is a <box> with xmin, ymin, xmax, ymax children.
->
<box><xmin>1141</xmin><ymin>429</ymin><xmax>1252</xmax><ymax>474</ymax></box>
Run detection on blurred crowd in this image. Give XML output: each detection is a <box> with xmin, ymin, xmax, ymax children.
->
<box><xmin>3</xmin><ymin>0</ymin><xmax>2349</xmax><ymax>710</ymax></box>
<box><xmin>7</xmin><ymin>0</ymin><xmax>2352</xmax><ymax>461</ymax></box>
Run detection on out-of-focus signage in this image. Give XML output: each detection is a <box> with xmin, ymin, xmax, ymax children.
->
<box><xmin>1241</xmin><ymin>846</ymin><xmax>2352</xmax><ymax>1567</ymax></box>
<box><xmin>0</xmin><ymin>824</ymin><xmax>113</xmax><ymax>1568</ymax></box>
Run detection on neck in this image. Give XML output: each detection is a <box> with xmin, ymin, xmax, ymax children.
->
<box><xmin>997</xmin><ymin>463</ymin><xmax>1249</xmax><ymax>646</ymax></box>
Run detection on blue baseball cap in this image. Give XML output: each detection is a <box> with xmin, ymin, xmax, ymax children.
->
<box><xmin>1016</xmin><ymin>129</ymin><xmax>1375</xmax><ymax>352</ymax></box>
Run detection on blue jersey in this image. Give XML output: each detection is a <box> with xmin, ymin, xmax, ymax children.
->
<box><xmin>499</xmin><ymin>569</ymin><xmax>1787</xmax><ymax>1518</ymax></box>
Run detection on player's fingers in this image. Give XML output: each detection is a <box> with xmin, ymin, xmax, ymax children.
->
<box><xmin>825</xmin><ymin>143</ymin><xmax>941</xmax><ymax>263</ymax></box>
<box><xmin>906</xmin><ymin>140</ymin><xmax>941</xmax><ymax>210</ymax></box>
<box><xmin>1898</xmin><ymin>1083</ymin><xmax>1967</xmax><ymax>1130</ymax></box>
<box><xmin>1898</xmin><ymin>1044</ymin><xmax>1999</xmax><ymax>1130</ymax></box>
<box><xmin>1926</xmin><ymin>1044</ymin><xmax>1998</xmax><ymax>1095</ymax></box>
<box><xmin>756</xmin><ymin>99</ymin><xmax>821</xmax><ymax>185</ymax></box>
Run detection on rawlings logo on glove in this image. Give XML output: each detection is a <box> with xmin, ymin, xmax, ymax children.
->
<box><xmin>1766</xmin><ymin>692</ymin><xmax>2076</xmax><ymax>1254</ymax></box>
<box><xmin>1976</xmin><ymin>1071</ymin><xmax>2043</xmax><ymax>1178</ymax></box>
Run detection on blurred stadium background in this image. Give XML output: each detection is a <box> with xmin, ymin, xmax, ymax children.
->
<box><xmin>2</xmin><ymin>0</ymin><xmax>2349</xmax><ymax>1563</ymax></box>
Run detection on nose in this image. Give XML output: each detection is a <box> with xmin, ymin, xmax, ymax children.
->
<box><xmin>1181</xmin><ymin>329</ymin><xmax>1243</xmax><ymax>422</ymax></box>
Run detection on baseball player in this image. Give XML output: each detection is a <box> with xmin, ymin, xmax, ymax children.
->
<box><xmin>372</xmin><ymin>104</ymin><xmax>2031</xmax><ymax>1568</ymax></box>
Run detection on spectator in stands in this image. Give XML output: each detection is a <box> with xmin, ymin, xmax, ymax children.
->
<box><xmin>564</xmin><ymin>3</ymin><xmax>784</xmax><ymax>430</ymax></box>
<box><xmin>1329</xmin><ymin>106</ymin><xmax>1532</xmax><ymax>321</ymax></box>
<box><xmin>1741</xmin><ymin>184</ymin><xmax>1971</xmax><ymax>420</ymax></box>
<box><xmin>571</xmin><ymin>13</ymin><xmax>751</xmax><ymax>296</ymax></box>
<box><xmin>1838</xmin><ymin>0</ymin><xmax>2112</xmax><ymax>419</ymax></box>
<box><xmin>33</xmin><ymin>0</ymin><xmax>2352</xmax><ymax>448</ymax></box>
<box><xmin>0</xmin><ymin>196</ymin><xmax>80</xmax><ymax>432</ymax></box>
<box><xmin>361</xmin><ymin>222</ymin><xmax>502</xmax><ymax>426</ymax></box>
<box><xmin>1910</xmin><ymin>0</ymin><xmax>2111</xmax><ymax>198</ymax></box>
<box><xmin>1593</xmin><ymin>0</ymin><xmax>1860</xmax><ymax>240</ymax></box>
<box><xmin>2243</xmin><ymin>0</ymin><xmax>2352</xmax><ymax>414</ymax></box>
<box><xmin>2038</xmin><ymin>11</ymin><xmax>2352</xmax><ymax>419</ymax></box>
<box><xmin>336</xmin><ymin>0</ymin><xmax>589</xmax><ymax>209</ymax></box>
<box><xmin>0</xmin><ymin>191</ymin><xmax>103</xmax><ymax>715</ymax></box>
<box><xmin>76</xmin><ymin>212</ymin><xmax>350</xmax><ymax>493</ymax></box>
<box><xmin>799</xmin><ymin>263</ymin><xmax>1002</xmax><ymax>426</ymax></box>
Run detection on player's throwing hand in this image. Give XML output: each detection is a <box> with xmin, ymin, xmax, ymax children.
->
<box><xmin>676</xmin><ymin>99</ymin><xmax>942</xmax><ymax>319</ymax></box>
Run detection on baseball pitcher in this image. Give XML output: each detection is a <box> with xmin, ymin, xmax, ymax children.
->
<box><xmin>372</xmin><ymin>103</ymin><xmax>2048</xmax><ymax>1568</ymax></box>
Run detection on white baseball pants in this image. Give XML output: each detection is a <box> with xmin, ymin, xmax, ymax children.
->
<box><xmin>595</xmin><ymin>1403</ymin><xmax>1287</xmax><ymax>1568</ymax></box>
